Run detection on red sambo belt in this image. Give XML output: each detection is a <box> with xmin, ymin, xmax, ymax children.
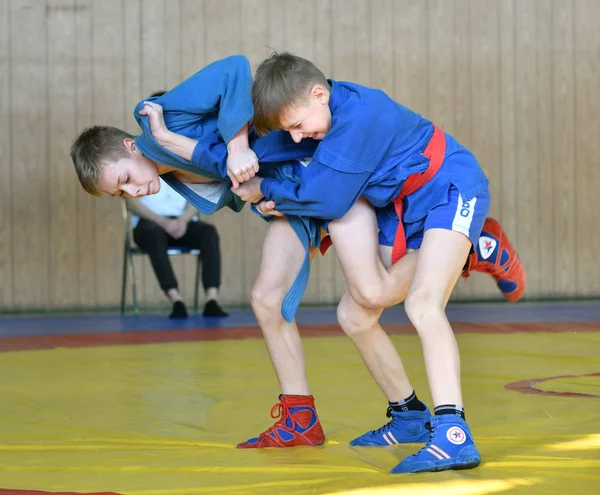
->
<box><xmin>319</xmin><ymin>124</ymin><xmax>446</xmax><ymax>261</ymax></box>
<box><xmin>391</xmin><ymin>123</ymin><xmax>446</xmax><ymax>264</ymax></box>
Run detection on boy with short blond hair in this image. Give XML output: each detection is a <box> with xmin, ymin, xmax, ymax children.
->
<box><xmin>234</xmin><ymin>51</ymin><xmax>526</xmax><ymax>474</ymax></box>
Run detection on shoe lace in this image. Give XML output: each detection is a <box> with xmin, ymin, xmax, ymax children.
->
<box><xmin>253</xmin><ymin>400</ymin><xmax>295</xmax><ymax>443</ymax></box>
<box><xmin>372</xmin><ymin>406</ymin><xmax>396</xmax><ymax>435</ymax></box>
<box><xmin>408</xmin><ymin>421</ymin><xmax>435</xmax><ymax>458</ymax></box>
<box><xmin>269</xmin><ymin>400</ymin><xmax>296</xmax><ymax>430</ymax></box>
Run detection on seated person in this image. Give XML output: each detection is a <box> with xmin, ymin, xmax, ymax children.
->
<box><xmin>127</xmin><ymin>177</ymin><xmax>228</xmax><ymax>318</ymax></box>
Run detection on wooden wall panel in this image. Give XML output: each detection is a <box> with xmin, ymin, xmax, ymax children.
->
<box><xmin>165</xmin><ymin>2</ymin><xmax>202</xmax><ymax>308</ymax></box>
<box><xmin>0</xmin><ymin>0</ymin><xmax>599</xmax><ymax>313</ymax></box>
<box><xmin>0</xmin><ymin>0</ymin><xmax>13</xmax><ymax>308</ymax></box>
<box><xmin>139</xmin><ymin>0</ymin><xmax>169</xmax><ymax>308</ymax></box>
<box><xmin>537</xmin><ymin>0</ymin><xmax>554</xmax><ymax>297</ymax></box>
<box><xmin>311</xmin><ymin>0</ymin><xmax>339</xmax><ymax>305</ymax></box>
<box><xmin>515</xmin><ymin>0</ymin><xmax>541</xmax><ymax>297</ymax></box>
<box><xmin>370</xmin><ymin>0</ymin><xmax>394</xmax><ymax>107</ymax></box>
<box><xmin>236</xmin><ymin>1</ymin><xmax>270</xmax><ymax>306</ymax></box>
<box><xmin>141</xmin><ymin>0</ymin><xmax>167</xmax><ymax>96</ymax></box>
<box><xmin>267</xmin><ymin>0</ymin><xmax>285</xmax><ymax>52</ymax></box>
<box><xmin>91</xmin><ymin>0</ymin><xmax>126</xmax><ymax>307</ymax></box>
<box><xmin>451</xmin><ymin>0</ymin><xmax>475</xmax><ymax>298</ymax></box>
<box><xmin>392</xmin><ymin>1</ymin><xmax>429</xmax><ymax>118</ymax></box>
<box><xmin>10</xmin><ymin>0</ymin><xmax>49</xmax><ymax>308</ymax></box>
<box><xmin>178</xmin><ymin>0</ymin><xmax>208</xmax><ymax>308</ymax></box>
<box><xmin>575</xmin><ymin>0</ymin><xmax>600</xmax><ymax>296</ymax></box>
<box><xmin>120</xmin><ymin>0</ymin><xmax>146</xmax><ymax>310</ymax></box>
<box><xmin>282</xmin><ymin>0</ymin><xmax>329</xmax><ymax>305</ymax></box>
<box><xmin>205</xmin><ymin>0</ymin><xmax>246</xmax><ymax>306</ymax></box>
<box><xmin>74</xmin><ymin>0</ymin><xmax>96</xmax><ymax>307</ymax></box>
<box><xmin>428</xmin><ymin>0</ymin><xmax>454</xmax><ymax>133</ymax></box>
<box><xmin>498</xmin><ymin>0</ymin><xmax>518</xmax><ymax>267</ymax></box>
<box><xmin>468</xmin><ymin>0</ymin><xmax>501</xmax><ymax>299</ymax></box>
<box><xmin>48</xmin><ymin>0</ymin><xmax>79</xmax><ymax>307</ymax></box>
<box><xmin>355</xmin><ymin>0</ymin><xmax>371</xmax><ymax>88</ymax></box>
<box><xmin>329</xmin><ymin>0</ymin><xmax>359</xmax><ymax>300</ymax></box>
<box><xmin>552</xmin><ymin>0</ymin><xmax>576</xmax><ymax>295</ymax></box>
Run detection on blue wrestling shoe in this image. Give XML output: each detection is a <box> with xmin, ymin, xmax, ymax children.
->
<box><xmin>390</xmin><ymin>415</ymin><xmax>481</xmax><ymax>473</ymax></box>
<box><xmin>349</xmin><ymin>406</ymin><xmax>431</xmax><ymax>446</ymax></box>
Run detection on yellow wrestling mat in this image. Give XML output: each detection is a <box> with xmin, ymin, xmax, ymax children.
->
<box><xmin>0</xmin><ymin>332</ymin><xmax>599</xmax><ymax>494</ymax></box>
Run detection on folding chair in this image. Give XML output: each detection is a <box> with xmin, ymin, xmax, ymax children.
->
<box><xmin>120</xmin><ymin>200</ymin><xmax>201</xmax><ymax>315</ymax></box>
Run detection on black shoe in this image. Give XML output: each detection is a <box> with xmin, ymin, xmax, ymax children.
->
<box><xmin>203</xmin><ymin>299</ymin><xmax>228</xmax><ymax>317</ymax></box>
<box><xmin>169</xmin><ymin>300</ymin><xmax>188</xmax><ymax>319</ymax></box>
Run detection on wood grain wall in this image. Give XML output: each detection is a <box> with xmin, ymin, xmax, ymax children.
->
<box><xmin>0</xmin><ymin>0</ymin><xmax>598</xmax><ymax>312</ymax></box>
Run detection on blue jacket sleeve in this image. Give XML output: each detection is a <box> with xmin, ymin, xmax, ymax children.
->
<box><xmin>250</xmin><ymin>131</ymin><xmax>319</xmax><ymax>163</ymax></box>
<box><xmin>135</xmin><ymin>54</ymin><xmax>253</xmax><ymax>143</ymax></box>
<box><xmin>189</xmin><ymin>138</ymin><xmax>230</xmax><ymax>180</ymax></box>
<box><xmin>133</xmin><ymin>55</ymin><xmax>253</xmax><ymax>178</ymax></box>
<box><xmin>158</xmin><ymin>55</ymin><xmax>253</xmax><ymax>143</ymax></box>
<box><xmin>260</xmin><ymin>160</ymin><xmax>371</xmax><ymax>220</ymax></box>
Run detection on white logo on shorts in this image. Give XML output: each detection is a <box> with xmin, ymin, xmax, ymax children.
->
<box><xmin>446</xmin><ymin>426</ymin><xmax>467</xmax><ymax>445</ymax></box>
<box><xmin>452</xmin><ymin>194</ymin><xmax>477</xmax><ymax>237</ymax></box>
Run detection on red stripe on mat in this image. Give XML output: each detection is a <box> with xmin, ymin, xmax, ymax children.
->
<box><xmin>0</xmin><ymin>490</ymin><xmax>123</xmax><ymax>495</ymax></box>
<box><xmin>505</xmin><ymin>372</ymin><xmax>600</xmax><ymax>399</ymax></box>
<box><xmin>0</xmin><ymin>321</ymin><xmax>598</xmax><ymax>353</ymax></box>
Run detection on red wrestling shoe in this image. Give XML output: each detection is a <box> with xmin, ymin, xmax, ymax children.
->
<box><xmin>463</xmin><ymin>218</ymin><xmax>526</xmax><ymax>302</ymax></box>
<box><xmin>237</xmin><ymin>394</ymin><xmax>325</xmax><ymax>448</ymax></box>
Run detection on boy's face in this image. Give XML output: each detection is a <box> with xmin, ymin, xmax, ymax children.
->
<box><xmin>280</xmin><ymin>84</ymin><xmax>332</xmax><ymax>143</ymax></box>
<box><xmin>97</xmin><ymin>139</ymin><xmax>161</xmax><ymax>198</ymax></box>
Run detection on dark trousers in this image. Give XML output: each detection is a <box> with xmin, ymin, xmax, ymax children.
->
<box><xmin>133</xmin><ymin>219</ymin><xmax>221</xmax><ymax>294</ymax></box>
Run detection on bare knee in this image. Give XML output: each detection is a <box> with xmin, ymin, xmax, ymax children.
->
<box><xmin>404</xmin><ymin>288</ymin><xmax>444</xmax><ymax>330</ymax></box>
<box><xmin>348</xmin><ymin>282</ymin><xmax>388</xmax><ymax>310</ymax></box>
<box><xmin>337</xmin><ymin>293</ymin><xmax>380</xmax><ymax>339</ymax></box>
<box><xmin>250</xmin><ymin>279</ymin><xmax>284</xmax><ymax>321</ymax></box>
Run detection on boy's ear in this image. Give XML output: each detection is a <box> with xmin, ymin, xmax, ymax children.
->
<box><xmin>123</xmin><ymin>137</ymin><xmax>137</xmax><ymax>154</ymax></box>
<box><xmin>311</xmin><ymin>84</ymin><xmax>330</xmax><ymax>105</ymax></box>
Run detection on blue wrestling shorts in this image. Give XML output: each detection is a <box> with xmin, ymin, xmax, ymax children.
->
<box><xmin>378</xmin><ymin>185</ymin><xmax>490</xmax><ymax>250</ymax></box>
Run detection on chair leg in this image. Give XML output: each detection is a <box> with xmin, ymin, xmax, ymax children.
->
<box><xmin>194</xmin><ymin>255</ymin><xmax>201</xmax><ymax>313</ymax></box>
<box><xmin>121</xmin><ymin>246</ymin><xmax>128</xmax><ymax>315</ymax></box>
<box><xmin>130</xmin><ymin>253</ymin><xmax>139</xmax><ymax>316</ymax></box>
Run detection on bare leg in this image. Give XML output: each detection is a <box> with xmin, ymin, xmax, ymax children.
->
<box><xmin>329</xmin><ymin>199</ymin><xmax>418</xmax><ymax>401</ymax></box>
<box><xmin>404</xmin><ymin>228</ymin><xmax>471</xmax><ymax>406</ymax></box>
<box><xmin>328</xmin><ymin>198</ymin><xmax>417</xmax><ymax>309</ymax></box>
<box><xmin>330</xmin><ymin>201</ymin><xmax>431</xmax><ymax>447</ymax></box>
<box><xmin>239</xmin><ymin>217</ymin><xmax>325</xmax><ymax>449</ymax></box>
<box><xmin>337</xmin><ymin>291</ymin><xmax>414</xmax><ymax>402</ymax></box>
<box><xmin>250</xmin><ymin>217</ymin><xmax>313</xmax><ymax>395</ymax></box>
<box><xmin>390</xmin><ymin>228</ymin><xmax>481</xmax><ymax>473</ymax></box>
